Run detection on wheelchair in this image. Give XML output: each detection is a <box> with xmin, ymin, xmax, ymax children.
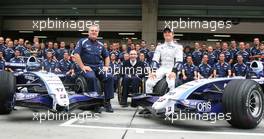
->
<box><xmin>117</xmin><ymin>76</ymin><xmax>146</xmax><ymax>105</ymax></box>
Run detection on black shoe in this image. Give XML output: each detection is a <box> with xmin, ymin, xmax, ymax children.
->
<box><xmin>93</xmin><ymin>106</ymin><xmax>102</xmax><ymax>113</ymax></box>
<box><xmin>104</xmin><ymin>103</ymin><xmax>114</xmax><ymax>113</ymax></box>
<box><xmin>138</xmin><ymin>108</ymin><xmax>151</xmax><ymax>114</ymax></box>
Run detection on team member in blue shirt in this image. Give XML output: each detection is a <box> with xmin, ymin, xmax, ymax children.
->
<box><xmin>74</xmin><ymin>25</ymin><xmax>114</xmax><ymax>113</ymax></box>
<box><xmin>9</xmin><ymin>50</ymin><xmax>25</xmax><ymax>72</ymax></box>
<box><xmin>42</xmin><ymin>51</ymin><xmax>59</xmax><ymax>73</ymax></box>
<box><xmin>192</xmin><ymin>42</ymin><xmax>203</xmax><ymax>66</ymax></box>
<box><xmin>236</xmin><ymin>42</ymin><xmax>250</xmax><ymax>63</ymax></box>
<box><xmin>58</xmin><ymin>51</ymin><xmax>74</xmax><ymax>75</ymax></box>
<box><xmin>56</xmin><ymin>41</ymin><xmax>67</xmax><ymax>61</ymax></box>
<box><xmin>221</xmin><ymin>42</ymin><xmax>233</xmax><ymax>64</ymax></box>
<box><xmin>205</xmin><ymin>46</ymin><xmax>217</xmax><ymax>67</ymax></box>
<box><xmin>0</xmin><ymin>51</ymin><xmax>5</xmax><ymax>70</ymax></box>
<box><xmin>4</xmin><ymin>41</ymin><xmax>15</xmax><ymax>62</ymax></box>
<box><xmin>182</xmin><ymin>56</ymin><xmax>198</xmax><ymax>83</ymax></box>
<box><xmin>232</xmin><ymin>54</ymin><xmax>249</xmax><ymax>77</ymax></box>
<box><xmin>198</xmin><ymin>54</ymin><xmax>213</xmax><ymax>79</ymax></box>
<box><xmin>213</xmin><ymin>53</ymin><xmax>232</xmax><ymax>78</ymax></box>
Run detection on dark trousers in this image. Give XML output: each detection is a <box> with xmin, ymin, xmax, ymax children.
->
<box><xmin>121</xmin><ymin>75</ymin><xmax>141</xmax><ymax>104</ymax></box>
<box><xmin>82</xmin><ymin>66</ymin><xmax>114</xmax><ymax>100</ymax></box>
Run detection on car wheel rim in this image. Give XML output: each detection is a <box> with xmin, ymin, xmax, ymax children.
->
<box><xmin>249</xmin><ymin>90</ymin><xmax>263</xmax><ymax>118</ymax></box>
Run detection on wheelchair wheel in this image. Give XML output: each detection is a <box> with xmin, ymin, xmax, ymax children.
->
<box><xmin>75</xmin><ymin>76</ymin><xmax>103</xmax><ymax>95</ymax></box>
<box><xmin>117</xmin><ymin>78</ymin><xmax>123</xmax><ymax>105</ymax></box>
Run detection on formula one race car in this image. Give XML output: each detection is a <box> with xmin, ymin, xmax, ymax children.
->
<box><xmin>0</xmin><ymin>56</ymin><xmax>104</xmax><ymax>114</ymax></box>
<box><xmin>132</xmin><ymin>61</ymin><xmax>264</xmax><ymax>129</ymax></box>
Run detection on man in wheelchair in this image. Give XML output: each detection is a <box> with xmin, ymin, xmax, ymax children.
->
<box><xmin>119</xmin><ymin>50</ymin><xmax>145</xmax><ymax>107</ymax></box>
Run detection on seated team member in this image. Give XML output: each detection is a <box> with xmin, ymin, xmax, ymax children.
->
<box><xmin>198</xmin><ymin>54</ymin><xmax>213</xmax><ymax>79</ymax></box>
<box><xmin>0</xmin><ymin>51</ymin><xmax>6</xmax><ymax>71</ymax></box>
<box><xmin>120</xmin><ymin>50</ymin><xmax>145</xmax><ymax>107</ymax></box>
<box><xmin>42</xmin><ymin>51</ymin><xmax>60</xmax><ymax>73</ymax></box>
<box><xmin>213</xmin><ymin>53</ymin><xmax>232</xmax><ymax>78</ymax></box>
<box><xmin>232</xmin><ymin>55</ymin><xmax>249</xmax><ymax>77</ymax></box>
<box><xmin>182</xmin><ymin>56</ymin><xmax>198</xmax><ymax>83</ymax></box>
<box><xmin>236</xmin><ymin>42</ymin><xmax>250</xmax><ymax>63</ymax></box>
<box><xmin>10</xmin><ymin>50</ymin><xmax>24</xmax><ymax>63</ymax></box>
<box><xmin>4</xmin><ymin>40</ymin><xmax>15</xmax><ymax>62</ymax></box>
<box><xmin>74</xmin><ymin>25</ymin><xmax>114</xmax><ymax>112</ymax></box>
<box><xmin>58</xmin><ymin>51</ymin><xmax>74</xmax><ymax>76</ymax></box>
<box><xmin>9</xmin><ymin>50</ymin><xmax>25</xmax><ymax>72</ymax></box>
<box><xmin>255</xmin><ymin>43</ymin><xmax>264</xmax><ymax>62</ymax></box>
<box><xmin>110</xmin><ymin>52</ymin><xmax>120</xmax><ymax>91</ymax></box>
<box><xmin>146</xmin><ymin>27</ymin><xmax>183</xmax><ymax>94</ymax></box>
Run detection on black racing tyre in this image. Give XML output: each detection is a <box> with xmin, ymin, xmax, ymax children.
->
<box><xmin>117</xmin><ymin>78</ymin><xmax>123</xmax><ymax>105</ymax></box>
<box><xmin>223</xmin><ymin>79</ymin><xmax>264</xmax><ymax>129</ymax></box>
<box><xmin>153</xmin><ymin>78</ymin><xmax>169</xmax><ymax>96</ymax></box>
<box><xmin>0</xmin><ymin>71</ymin><xmax>16</xmax><ymax>114</ymax></box>
<box><xmin>75</xmin><ymin>76</ymin><xmax>103</xmax><ymax>95</ymax></box>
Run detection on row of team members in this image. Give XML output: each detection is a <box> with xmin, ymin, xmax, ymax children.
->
<box><xmin>188</xmin><ymin>39</ymin><xmax>264</xmax><ymax>67</ymax></box>
<box><xmin>182</xmin><ymin>53</ymin><xmax>250</xmax><ymax>83</ymax></box>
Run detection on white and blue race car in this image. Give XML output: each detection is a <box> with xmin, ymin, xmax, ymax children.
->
<box><xmin>132</xmin><ymin>61</ymin><xmax>264</xmax><ymax>129</ymax></box>
<box><xmin>0</xmin><ymin>56</ymin><xmax>104</xmax><ymax>114</ymax></box>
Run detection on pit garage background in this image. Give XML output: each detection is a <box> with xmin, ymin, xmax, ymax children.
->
<box><xmin>0</xmin><ymin>0</ymin><xmax>264</xmax><ymax>45</ymax></box>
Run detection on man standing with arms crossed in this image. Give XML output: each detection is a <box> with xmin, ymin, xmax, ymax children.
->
<box><xmin>74</xmin><ymin>25</ymin><xmax>114</xmax><ymax>113</ymax></box>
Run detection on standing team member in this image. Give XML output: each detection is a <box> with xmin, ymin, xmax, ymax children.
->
<box><xmin>205</xmin><ymin>46</ymin><xmax>217</xmax><ymax>67</ymax></box>
<box><xmin>4</xmin><ymin>41</ymin><xmax>15</xmax><ymax>62</ymax></box>
<box><xmin>192</xmin><ymin>42</ymin><xmax>203</xmax><ymax>66</ymax></box>
<box><xmin>74</xmin><ymin>25</ymin><xmax>114</xmax><ymax>113</ymax></box>
<box><xmin>146</xmin><ymin>27</ymin><xmax>183</xmax><ymax>94</ymax></box>
<box><xmin>213</xmin><ymin>53</ymin><xmax>232</xmax><ymax>78</ymax></box>
<box><xmin>221</xmin><ymin>42</ymin><xmax>233</xmax><ymax>65</ymax></box>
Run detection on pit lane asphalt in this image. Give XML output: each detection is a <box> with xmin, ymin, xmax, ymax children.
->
<box><xmin>0</xmin><ymin>94</ymin><xmax>263</xmax><ymax>139</ymax></box>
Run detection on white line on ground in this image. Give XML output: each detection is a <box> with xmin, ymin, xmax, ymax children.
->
<box><xmin>59</xmin><ymin>119</ymin><xmax>264</xmax><ymax>136</ymax></box>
